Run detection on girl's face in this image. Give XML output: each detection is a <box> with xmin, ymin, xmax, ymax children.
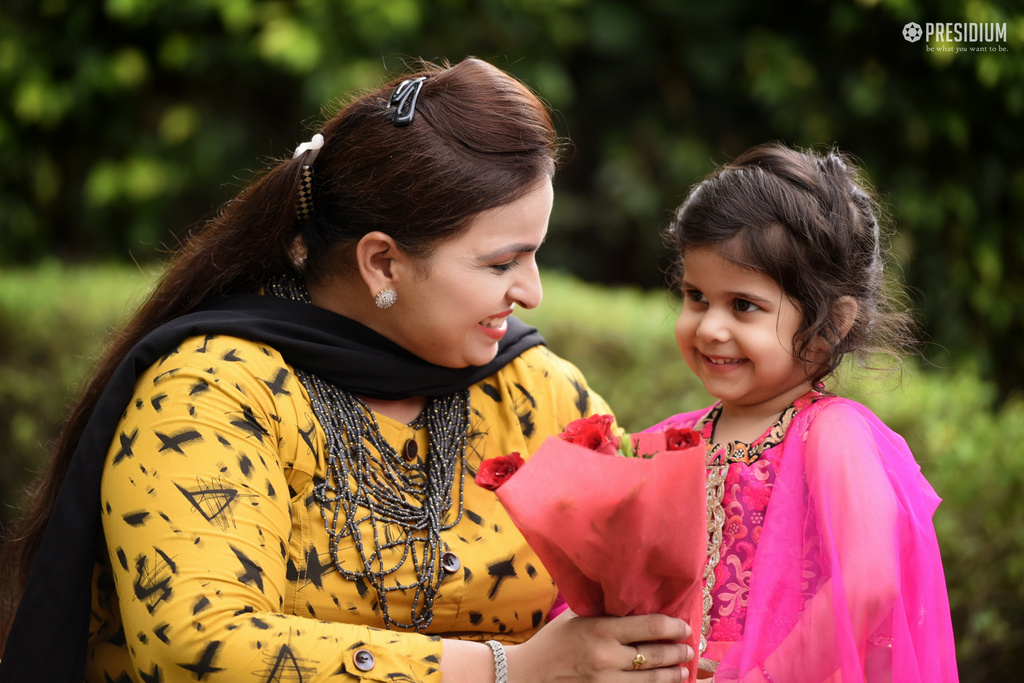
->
<box><xmin>675</xmin><ymin>246</ymin><xmax>814</xmax><ymax>420</ymax></box>
<box><xmin>381</xmin><ymin>178</ymin><xmax>552</xmax><ymax>368</ymax></box>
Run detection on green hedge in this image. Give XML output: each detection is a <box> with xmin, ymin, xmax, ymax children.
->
<box><xmin>0</xmin><ymin>262</ymin><xmax>157</xmax><ymax>513</ymax></box>
<box><xmin>1</xmin><ymin>263</ymin><xmax>1021</xmax><ymax>678</ymax></box>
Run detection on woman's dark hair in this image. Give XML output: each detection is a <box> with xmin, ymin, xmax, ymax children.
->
<box><xmin>300</xmin><ymin>57</ymin><xmax>560</xmax><ymax>280</ymax></box>
<box><xmin>665</xmin><ymin>141</ymin><xmax>916</xmax><ymax>385</ymax></box>
<box><xmin>0</xmin><ymin>56</ymin><xmax>560</xmax><ymax>647</ymax></box>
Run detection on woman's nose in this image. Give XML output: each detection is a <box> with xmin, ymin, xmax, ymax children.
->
<box><xmin>510</xmin><ymin>264</ymin><xmax>543</xmax><ymax>310</ymax></box>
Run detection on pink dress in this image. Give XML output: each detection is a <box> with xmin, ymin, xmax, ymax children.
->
<box><xmin>646</xmin><ymin>392</ymin><xmax>958</xmax><ymax>682</ymax></box>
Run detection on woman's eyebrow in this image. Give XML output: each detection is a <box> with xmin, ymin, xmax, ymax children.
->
<box><xmin>479</xmin><ymin>243</ymin><xmax>540</xmax><ymax>260</ymax></box>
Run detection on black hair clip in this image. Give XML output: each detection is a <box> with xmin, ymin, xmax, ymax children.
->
<box><xmin>388</xmin><ymin>77</ymin><xmax>426</xmax><ymax>127</ymax></box>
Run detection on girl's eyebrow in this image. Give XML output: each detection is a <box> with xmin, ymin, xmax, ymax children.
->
<box><xmin>681</xmin><ymin>279</ymin><xmax>774</xmax><ymax>306</ymax></box>
<box><xmin>728</xmin><ymin>290</ymin><xmax>773</xmax><ymax>305</ymax></box>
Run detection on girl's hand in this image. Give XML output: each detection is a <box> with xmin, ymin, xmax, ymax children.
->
<box><xmin>506</xmin><ymin>609</ymin><xmax>694</xmax><ymax>682</ymax></box>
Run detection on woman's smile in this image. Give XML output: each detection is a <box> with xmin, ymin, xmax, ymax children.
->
<box><xmin>478</xmin><ymin>310</ymin><xmax>513</xmax><ymax>339</ymax></box>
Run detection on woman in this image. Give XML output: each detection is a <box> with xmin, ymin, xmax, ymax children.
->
<box><xmin>0</xmin><ymin>58</ymin><xmax>692</xmax><ymax>682</ymax></box>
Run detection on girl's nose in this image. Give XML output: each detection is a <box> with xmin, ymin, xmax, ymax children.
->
<box><xmin>696</xmin><ymin>307</ymin><xmax>730</xmax><ymax>343</ymax></box>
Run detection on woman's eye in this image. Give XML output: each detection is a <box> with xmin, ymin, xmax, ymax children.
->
<box><xmin>490</xmin><ymin>259</ymin><xmax>519</xmax><ymax>273</ymax></box>
<box><xmin>734</xmin><ymin>299</ymin><xmax>761</xmax><ymax>313</ymax></box>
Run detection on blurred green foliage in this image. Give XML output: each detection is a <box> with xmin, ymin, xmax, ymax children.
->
<box><xmin>0</xmin><ymin>0</ymin><xmax>1022</xmax><ymax>400</ymax></box>
<box><xmin>0</xmin><ymin>262</ymin><xmax>156</xmax><ymax>518</ymax></box>
<box><xmin>2</xmin><ymin>263</ymin><xmax>1023</xmax><ymax>678</ymax></box>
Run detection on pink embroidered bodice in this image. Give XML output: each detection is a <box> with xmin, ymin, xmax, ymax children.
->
<box><xmin>693</xmin><ymin>392</ymin><xmax>822</xmax><ymax>651</ymax></box>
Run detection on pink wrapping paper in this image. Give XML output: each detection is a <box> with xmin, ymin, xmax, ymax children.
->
<box><xmin>494</xmin><ymin>432</ymin><xmax>706</xmax><ymax>680</ymax></box>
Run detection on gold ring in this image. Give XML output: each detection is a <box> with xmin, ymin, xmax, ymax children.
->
<box><xmin>632</xmin><ymin>649</ymin><xmax>647</xmax><ymax>670</ymax></box>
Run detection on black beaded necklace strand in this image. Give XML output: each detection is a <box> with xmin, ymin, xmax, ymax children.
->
<box><xmin>266</xmin><ymin>275</ymin><xmax>470</xmax><ymax>630</ymax></box>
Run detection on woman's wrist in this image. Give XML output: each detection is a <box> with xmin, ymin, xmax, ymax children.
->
<box><xmin>501</xmin><ymin>642</ymin><xmax>525</xmax><ymax>683</ymax></box>
<box><xmin>439</xmin><ymin>638</ymin><xmax>502</xmax><ymax>682</ymax></box>
<box><xmin>485</xmin><ymin>640</ymin><xmax>508</xmax><ymax>683</ymax></box>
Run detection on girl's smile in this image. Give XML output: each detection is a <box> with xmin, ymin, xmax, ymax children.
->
<box><xmin>675</xmin><ymin>245</ymin><xmax>814</xmax><ymax>427</ymax></box>
<box><xmin>700</xmin><ymin>354</ymin><xmax>747</xmax><ymax>367</ymax></box>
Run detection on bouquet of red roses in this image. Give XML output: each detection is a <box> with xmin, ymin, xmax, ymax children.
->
<box><xmin>476</xmin><ymin>415</ymin><xmax>706</xmax><ymax>679</ymax></box>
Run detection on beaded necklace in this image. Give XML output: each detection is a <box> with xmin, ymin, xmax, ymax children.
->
<box><xmin>266</xmin><ymin>275</ymin><xmax>470</xmax><ymax>631</ymax></box>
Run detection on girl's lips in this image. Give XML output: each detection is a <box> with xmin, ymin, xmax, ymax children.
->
<box><xmin>700</xmin><ymin>353</ymin><xmax>747</xmax><ymax>369</ymax></box>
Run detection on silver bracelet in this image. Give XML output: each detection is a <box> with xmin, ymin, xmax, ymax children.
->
<box><xmin>485</xmin><ymin>640</ymin><xmax>508</xmax><ymax>683</ymax></box>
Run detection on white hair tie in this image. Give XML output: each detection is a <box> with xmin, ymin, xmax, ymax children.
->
<box><xmin>293</xmin><ymin>133</ymin><xmax>324</xmax><ymax>161</ymax></box>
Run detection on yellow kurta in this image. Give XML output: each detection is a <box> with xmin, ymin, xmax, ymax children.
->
<box><xmin>87</xmin><ymin>334</ymin><xmax>611</xmax><ymax>682</ymax></box>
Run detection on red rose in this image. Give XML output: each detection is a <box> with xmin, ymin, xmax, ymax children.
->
<box><xmin>665</xmin><ymin>427</ymin><xmax>702</xmax><ymax>450</ymax></box>
<box><xmin>559</xmin><ymin>414</ymin><xmax>620</xmax><ymax>455</ymax></box>
<box><xmin>475</xmin><ymin>452</ymin><xmax>526</xmax><ymax>491</ymax></box>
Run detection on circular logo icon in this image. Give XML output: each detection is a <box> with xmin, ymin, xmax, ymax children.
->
<box><xmin>903</xmin><ymin>22</ymin><xmax>923</xmax><ymax>42</ymax></box>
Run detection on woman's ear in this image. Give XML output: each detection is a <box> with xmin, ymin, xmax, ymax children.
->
<box><xmin>834</xmin><ymin>296</ymin><xmax>859</xmax><ymax>339</ymax></box>
<box><xmin>288</xmin><ymin>234</ymin><xmax>308</xmax><ymax>269</ymax></box>
<box><xmin>355</xmin><ymin>231</ymin><xmax>399</xmax><ymax>296</ymax></box>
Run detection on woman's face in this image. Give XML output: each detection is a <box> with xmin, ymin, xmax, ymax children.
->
<box><xmin>383</xmin><ymin>177</ymin><xmax>552</xmax><ymax>368</ymax></box>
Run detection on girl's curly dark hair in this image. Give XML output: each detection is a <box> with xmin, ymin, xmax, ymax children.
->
<box><xmin>665</xmin><ymin>142</ymin><xmax>916</xmax><ymax>385</ymax></box>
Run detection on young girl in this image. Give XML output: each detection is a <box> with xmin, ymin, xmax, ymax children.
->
<box><xmin>648</xmin><ymin>143</ymin><xmax>958</xmax><ymax>681</ymax></box>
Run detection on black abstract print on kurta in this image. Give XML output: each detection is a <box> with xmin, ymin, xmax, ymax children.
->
<box><xmin>87</xmin><ymin>335</ymin><xmax>610</xmax><ymax>682</ymax></box>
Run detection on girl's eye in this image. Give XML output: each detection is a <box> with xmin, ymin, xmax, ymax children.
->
<box><xmin>685</xmin><ymin>289</ymin><xmax>707</xmax><ymax>304</ymax></box>
<box><xmin>490</xmin><ymin>259</ymin><xmax>519</xmax><ymax>273</ymax></box>
<box><xmin>734</xmin><ymin>299</ymin><xmax>761</xmax><ymax>313</ymax></box>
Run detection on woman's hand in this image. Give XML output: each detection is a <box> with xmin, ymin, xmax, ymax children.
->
<box><xmin>505</xmin><ymin>609</ymin><xmax>694</xmax><ymax>682</ymax></box>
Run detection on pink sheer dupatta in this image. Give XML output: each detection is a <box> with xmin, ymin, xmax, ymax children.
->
<box><xmin>650</xmin><ymin>397</ymin><xmax>958</xmax><ymax>682</ymax></box>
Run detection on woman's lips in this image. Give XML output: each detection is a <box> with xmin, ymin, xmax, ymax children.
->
<box><xmin>479</xmin><ymin>310</ymin><xmax>512</xmax><ymax>340</ymax></box>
